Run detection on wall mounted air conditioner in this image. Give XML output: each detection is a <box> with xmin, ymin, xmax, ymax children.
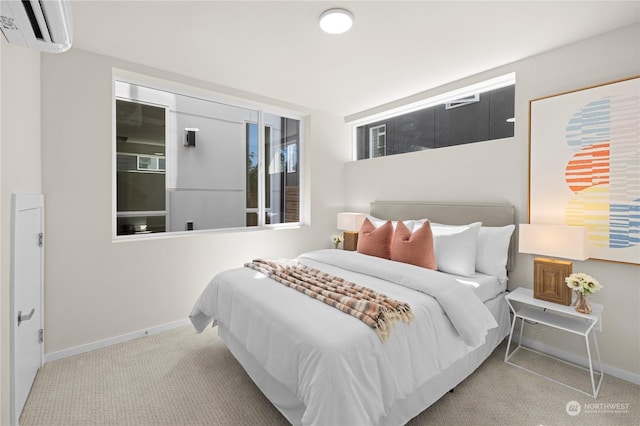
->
<box><xmin>0</xmin><ymin>0</ymin><xmax>72</xmax><ymax>53</ymax></box>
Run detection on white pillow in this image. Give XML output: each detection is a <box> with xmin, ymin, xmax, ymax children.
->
<box><xmin>475</xmin><ymin>225</ymin><xmax>515</xmax><ymax>283</ymax></box>
<box><xmin>365</xmin><ymin>215</ymin><xmax>414</xmax><ymax>231</ymax></box>
<box><xmin>410</xmin><ymin>218</ymin><xmax>429</xmax><ymax>232</ymax></box>
<box><xmin>431</xmin><ymin>222</ymin><xmax>482</xmax><ymax>277</ymax></box>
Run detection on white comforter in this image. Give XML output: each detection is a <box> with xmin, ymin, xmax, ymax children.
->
<box><xmin>190</xmin><ymin>250</ymin><xmax>497</xmax><ymax>425</ymax></box>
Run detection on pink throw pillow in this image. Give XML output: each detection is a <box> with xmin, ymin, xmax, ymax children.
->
<box><xmin>391</xmin><ymin>221</ymin><xmax>437</xmax><ymax>270</ymax></box>
<box><xmin>357</xmin><ymin>218</ymin><xmax>393</xmax><ymax>259</ymax></box>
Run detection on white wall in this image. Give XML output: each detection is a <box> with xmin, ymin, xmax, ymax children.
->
<box><xmin>0</xmin><ymin>39</ymin><xmax>42</xmax><ymax>426</ymax></box>
<box><xmin>344</xmin><ymin>24</ymin><xmax>640</xmax><ymax>381</ymax></box>
<box><xmin>39</xmin><ymin>48</ymin><xmax>349</xmax><ymax>355</ymax></box>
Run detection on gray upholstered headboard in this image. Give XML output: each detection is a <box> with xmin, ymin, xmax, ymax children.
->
<box><xmin>370</xmin><ymin>201</ymin><xmax>517</xmax><ymax>271</ymax></box>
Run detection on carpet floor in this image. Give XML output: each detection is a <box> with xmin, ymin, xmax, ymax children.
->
<box><xmin>20</xmin><ymin>325</ymin><xmax>639</xmax><ymax>426</ymax></box>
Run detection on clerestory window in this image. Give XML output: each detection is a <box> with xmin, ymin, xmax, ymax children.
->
<box><xmin>353</xmin><ymin>74</ymin><xmax>515</xmax><ymax>160</ymax></box>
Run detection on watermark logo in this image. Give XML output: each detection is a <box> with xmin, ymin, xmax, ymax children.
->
<box><xmin>566</xmin><ymin>400</ymin><xmax>581</xmax><ymax>416</ymax></box>
<box><xmin>565</xmin><ymin>400</ymin><xmax>631</xmax><ymax>416</ymax></box>
<box><xmin>583</xmin><ymin>402</ymin><xmax>630</xmax><ymax>414</ymax></box>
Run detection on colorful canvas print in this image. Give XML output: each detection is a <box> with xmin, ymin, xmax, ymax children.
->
<box><xmin>529</xmin><ymin>77</ymin><xmax>639</xmax><ymax>264</ymax></box>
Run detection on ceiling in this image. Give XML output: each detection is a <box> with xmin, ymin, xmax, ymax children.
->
<box><xmin>71</xmin><ymin>1</ymin><xmax>639</xmax><ymax>117</ymax></box>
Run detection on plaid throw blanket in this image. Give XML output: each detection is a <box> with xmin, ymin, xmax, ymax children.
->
<box><xmin>245</xmin><ymin>259</ymin><xmax>413</xmax><ymax>342</ymax></box>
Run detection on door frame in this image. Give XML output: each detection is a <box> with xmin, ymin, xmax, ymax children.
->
<box><xmin>10</xmin><ymin>193</ymin><xmax>44</xmax><ymax>426</ymax></box>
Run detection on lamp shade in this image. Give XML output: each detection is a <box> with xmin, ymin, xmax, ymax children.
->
<box><xmin>337</xmin><ymin>212</ymin><xmax>365</xmax><ymax>232</ymax></box>
<box><xmin>519</xmin><ymin>224</ymin><xmax>589</xmax><ymax>261</ymax></box>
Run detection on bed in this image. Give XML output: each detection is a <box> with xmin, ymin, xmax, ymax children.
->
<box><xmin>190</xmin><ymin>201</ymin><xmax>516</xmax><ymax>425</ymax></box>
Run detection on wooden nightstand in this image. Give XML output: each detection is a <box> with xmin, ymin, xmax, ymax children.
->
<box><xmin>504</xmin><ymin>287</ymin><xmax>604</xmax><ymax>398</ymax></box>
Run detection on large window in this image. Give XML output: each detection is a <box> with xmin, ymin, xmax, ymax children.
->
<box><xmin>353</xmin><ymin>74</ymin><xmax>515</xmax><ymax>160</ymax></box>
<box><xmin>114</xmin><ymin>79</ymin><xmax>302</xmax><ymax>237</ymax></box>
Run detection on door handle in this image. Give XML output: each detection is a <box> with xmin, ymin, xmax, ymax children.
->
<box><xmin>17</xmin><ymin>308</ymin><xmax>35</xmax><ymax>326</ymax></box>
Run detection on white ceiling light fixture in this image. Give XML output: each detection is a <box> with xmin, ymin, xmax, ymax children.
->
<box><xmin>319</xmin><ymin>8</ymin><xmax>353</xmax><ymax>34</ymax></box>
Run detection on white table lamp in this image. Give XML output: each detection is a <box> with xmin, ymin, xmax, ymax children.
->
<box><xmin>519</xmin><ymin>224</ymin><xmax>589</xmax><ymax>305</ymax></box>
<box><xmin>337</xmin><ymin>212</ymin><xmax>365</xmax><ymax>251</ymax></box>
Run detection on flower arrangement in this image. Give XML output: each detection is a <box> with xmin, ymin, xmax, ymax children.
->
<box><xmin>331</xmin><ymin>234</ymin><xmax>343</xmax><ymax>249</ymax></box>
<box><xmin>565</xmin><ymin>272</ymin><xmax>601</xmax><ymax>314</ymax></box>
<box><xmin>565</xmin><ymin>273</ymin><xmax>602</xmax><ymax>294</ymax></box>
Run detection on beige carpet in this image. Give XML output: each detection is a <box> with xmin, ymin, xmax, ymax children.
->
<box><xmin>21</xmin><ymin>326</ymin><xmax>639</xmax><ymax>426</ymax></box>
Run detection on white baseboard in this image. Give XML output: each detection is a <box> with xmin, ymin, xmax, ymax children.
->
<box><xmin>514</xmin><ymin>335</ymin><xmax>640</xmax><ymax>386</ymax></box>
<box><xmin>44</xmin><ymin>318</ymin><xmax>191</xmax><ymax>364</ymax></box>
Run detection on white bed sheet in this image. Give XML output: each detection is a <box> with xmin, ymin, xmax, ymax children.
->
<box><xmin>451</xmin><ymin>272</ymin><xmax>506</xmax><ymax>302</ymax></box>
<box><xmin>190</xmin><ymin>250</ymin><xmax>500</xmax><ymax>426</ymax></box>
<box><xmin>219</xmin><ymin>292</ymin><xmax>510</xmax><ymax>425</ymax></box>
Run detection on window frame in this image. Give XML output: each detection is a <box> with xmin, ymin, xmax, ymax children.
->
<box><xmin>112</xmin><ymin>72</ymin><xmax>305</xmax><ymax>240</ymax></box>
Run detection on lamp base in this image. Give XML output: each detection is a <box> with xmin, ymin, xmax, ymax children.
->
<box><xmin>343</xmin><ymin>231</ymin><xmax>358</xmax><ymax>251</ymax></box>
<box><xmin>533</xmin><ymin>257</ymin><xmax>572</xmax><ymax>305</ymax></box>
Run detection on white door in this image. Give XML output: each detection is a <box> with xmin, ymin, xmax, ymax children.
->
<box><xmin>11</xmin><ymin>193</ymin><xmax>44</xmax><ymax>426</ymax></box>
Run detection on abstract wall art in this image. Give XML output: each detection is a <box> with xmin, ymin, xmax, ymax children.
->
<box><xmin>529</xmin><ymin>76</ymin><xmax>639</xmax><ymax>264</ymax></box>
